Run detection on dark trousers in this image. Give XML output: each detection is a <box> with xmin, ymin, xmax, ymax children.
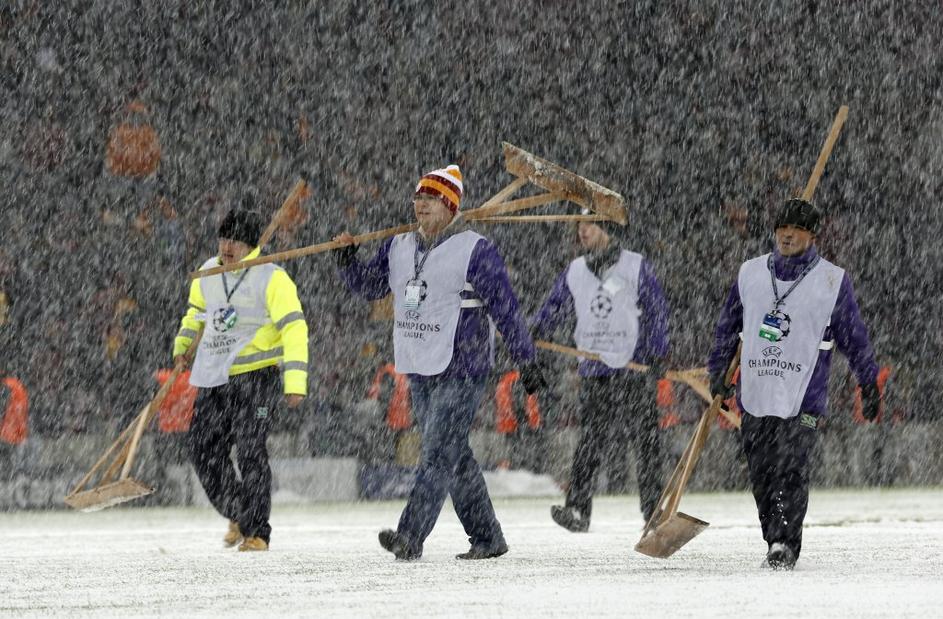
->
<box><xmin>566</xmin><ymin>372</ymin><xmax>663</xmax><ymax>522</ymax></box>
<box><xmin>740</xmin><ymin>412</ymin><xmax>818</xmax><ymax>557</ymax></box>
<box><xmin>187</xmin><ymin>368</ymin><xmax>279</xmax><ymax>543</ymax></box>
<box><xmin>397</xmin><ymin>375</ymin><xmax>503</xmax><ymax>553</ymax></box>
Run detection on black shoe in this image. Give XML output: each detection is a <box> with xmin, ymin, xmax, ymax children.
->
<box><xmin>551</xmin><ymin>505</ymin><xmax>589</xmax><ymax>532</ymax></box>
<box><xmin>455</xmin><ymin>541</ymin><xmax>509</xmax><ymax>560</ymax></box>
<box><xmin>378</xmin><ymin>529</ymin><xmax>421</xmax><ymax>561</ymax></box>
<box><xmin>766</xmin><ymin>543</ymin><xmax>797</xmax><ymax>570</ymax></box>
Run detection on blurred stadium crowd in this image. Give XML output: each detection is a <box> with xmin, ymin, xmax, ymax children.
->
<box><xmin>0</xmin><ymin>1</ymin><xmax>939</xmax><ymax>458</ymax></box>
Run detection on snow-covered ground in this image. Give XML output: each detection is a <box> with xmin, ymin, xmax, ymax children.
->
<box><xmin>5</xmin><ymin>488</ymin><xmax>943</xmax><ymax>618</ymax></box>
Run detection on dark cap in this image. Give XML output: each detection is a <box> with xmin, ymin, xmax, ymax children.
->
<box><xmin>217</xmin><ymin>207</ymin><xmax>262</xmax><ymax>246</ymax></box>
<box><xmin>774</xmin><ymin>198</ymin><xmax>821</xmax><ymax>234</ymax></box>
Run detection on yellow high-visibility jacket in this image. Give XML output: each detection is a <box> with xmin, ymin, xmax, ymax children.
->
<box><xmin>173</xmin><ymin>248</ymin><xmax>309</xmax><ymax>395</ymax></box>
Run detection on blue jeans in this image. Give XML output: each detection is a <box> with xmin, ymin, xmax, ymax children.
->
<box><xmin>396</xmin><ymin>375</ymin><xmax>504</xmax><ymax>552</ymax></box>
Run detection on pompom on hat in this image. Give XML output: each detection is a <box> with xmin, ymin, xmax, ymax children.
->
<box><xmin>415</xmin><ymin>164</ymin><xmax>463</xmax><ymax>213</ymax></box>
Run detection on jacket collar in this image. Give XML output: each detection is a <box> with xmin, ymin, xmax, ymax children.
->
<box><xmin>772</xmin><ymin>245</ymin><xmax>818</xmax><ymax>281</ymax></box>
<box><xmin>216</xmin><ymin>246</ymin><xmax>261</xmax><ymax>270</ymax></box>
<box><xmin>584</xmin><ymin>242</ymin><xmax>622</xmax><ymax>280</ymax></box>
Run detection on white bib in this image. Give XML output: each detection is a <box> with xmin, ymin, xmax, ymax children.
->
<box><xmin>389</xmin><ymin>230</ymin><xmax>487</xmax><ymax>375</ymax></box>
<box><xmin>567</xmin><ymin>250</ymin><xmax>642</xmax><ymax>368</ymax></box>
<box><xmin>738</xmin><ymin>254</ymin><xmax>844</xmax><ymax>419</ymax></box>
<box><xmin>190</xmin><ymin>258</ymin><xmax>277</xmax><ymax>388</ymax></box>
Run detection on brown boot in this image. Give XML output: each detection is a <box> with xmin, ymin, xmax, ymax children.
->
<box><xmin>238</xmin><ymin>537</ymin><xmax>269</xmax><ymax>552</ymax></box>
<box><xmin>223</xmin><ymin>521</ymin><xmax>243</xmax><ymax>547</ymax></box>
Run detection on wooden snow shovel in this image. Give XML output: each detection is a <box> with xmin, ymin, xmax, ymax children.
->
<box><xmin>634</xmin><ymin>346</ymin><xmax>741</xmax><ymax>558</ymax></box>
<box><xmin>634</xmin><ymin>104</ymin><xmax>849</xmax><ymax>556</ymax></box>
<box><xmin>535</xmin><ymin>340</ymin><xmax>740</xmax><ymax>428</ymax></box>
<box><xmin>187</xmin><ymin>142</ymin><xmax>628</xmax><ymax>280</ymax></box>
<box><xmin>64</xmin><ymin>331</ymin><xmax>202</xmax><ymax>511</ymax></box>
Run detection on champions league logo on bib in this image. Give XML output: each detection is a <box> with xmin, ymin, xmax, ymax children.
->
<box><xmin>212</xmin><ymin>306</ymin><xmax>238</xmax><ymax>332</ymax></box>
<box><xmin>590</xmin><ymin>292</ymin><xmax>614</xmax><ymax>319</ymax></box>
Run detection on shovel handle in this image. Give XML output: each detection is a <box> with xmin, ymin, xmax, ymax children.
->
<box><xmin>189</xmin><ymin>177</ymin><xmax>579</xmax><ymax>280</ymax></box>
<box><xmin>189</xmin><ymin>222</ymin><xmax>419</xmax><ymax>279</ymax></box>
<box><xmin>535</xmin><ymin>340</ymin><xmax>706</xmax><ymax>381</ymax></box>
<box><xmin>663</xmin><ymin>346</ymin><xmax>742</xmax><ymax>517</ymax></box>
<box><xmin>257</xmin><ymin>178</ymin><xmax>312</xmax><ymax>248</ymax></box>
<box><xmin>668</xmin><ymin>344</ymin><xmax>743</xmax><ymax>516</ymax></box>
<box><xmin>802</xmin><ymin>106</ymin><xmax>848</xmax><ymax>201</ymax></box>
<box><xmin>119</xmin><ymin>331</ymin><xmax>202</xmax><ymax>480</ymax></box>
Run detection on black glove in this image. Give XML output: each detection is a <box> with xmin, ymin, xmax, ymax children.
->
<box><xmin>333</xmin><ymin>242</ymin><xmax>359</xmax><ymax>268</ymax></box>
<box><xmin>860</xmin><ymin>382</ymin><xmax>881</xmax><ymax>422</ymax></box>
<box><xmin>710</xmin><ymin>372</ymin><xmax>734</xmax><ymax>401</ymax></box>
<box><xmin>519</xmin><ymin>363</ymin><xmax>548</xmax><ymax>395</ymax></box>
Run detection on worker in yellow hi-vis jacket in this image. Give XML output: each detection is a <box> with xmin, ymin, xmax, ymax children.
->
<box><xmin>173</xmin><ymin>206</ymin><xmax>308</xmax><ymax>552</ymax></box>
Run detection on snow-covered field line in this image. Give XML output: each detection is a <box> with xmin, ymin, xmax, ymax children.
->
<box><xmin>4</xmin><ymin>488</ymin><xmax>943</xmax><ymax>618</ymax></box>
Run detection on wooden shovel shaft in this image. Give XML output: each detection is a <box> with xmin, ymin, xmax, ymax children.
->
<box><xmin>189</xmin><ymin>223</ymin><xmax>419</xmax><ymax>279</ymax></box>
<box><xmin>536</xmin><ymin>340</ymin><xmax>701</xmax><ymax>382</ymax></box>
<box><xmin>476</xmin><ymin>214</ymin><xmax>608</xmax><ymax>224</ymax></box>
<box><xmin>802</xmin><ymin>105</ymin><xmax>849</xmax><ymax>201</ymax></box>
<box><xmin>119</xmin><ymin>329</ymin><xmax>203</xmax><ymax>480</ymax></box>
<box><xmin>536</xmin><ymin>340</ymin><xmax>648</xmax><ymax>372</ymax></box>
<box><xmin>466</xmin><ymin>192</ymin><xmax>564</xmax><ymax>220</ymax></box>
<box><xmin>187</xmin><ymin>193</ymin><xmax>571</xmax><ymax>281</ymax></box>
<box><xmin>663</xmin><ymin>346</ymin><xmax>741</xmax><ymax>517</ymax></box>
<box><xmin>642</xmin><ymin>346</ymin><xmax>740</xmax><ymax>533</ymax></box>
<box><xmin>257</xmin><ymin>179</ymin><xmax>312</xmax><ymax>248</ymax></box>
<box><xmin>478</xmin><ymin>176</ymin><xmax>528</xmax><ymax>211</ymax></box>
<box><xmin>535</xmin><ymin>339</ymin><xmax>741</xmax><ymax>426</ymax></box>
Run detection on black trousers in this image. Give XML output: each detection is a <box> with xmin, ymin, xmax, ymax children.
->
<box><xmin>565</xmin><ymin>372</ymin><xmax>663</xmax><ymax>522</ymax></box>
<box><xmin>187</xmin><ymin>367</ymin><xmax>280</xmax><ymax>543</ymax></box>
<box><xmin>740</xmin><ymin>412</ymin><xmax>818</xmax><ymax>557</ymax></box>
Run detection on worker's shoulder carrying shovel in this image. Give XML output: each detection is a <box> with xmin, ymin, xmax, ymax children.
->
<box><xmin>634</xmin><ymin>346</ymin><xmax>741</xmax><ymax>558</ymax></box>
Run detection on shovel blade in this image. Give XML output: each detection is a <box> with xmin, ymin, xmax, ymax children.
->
<box><xmin>64</xmin><ymin>479</ymin><xmax>154</xmax><ymax>512</ymax></box>
<box><xmin>634</xmin><ymin>512</ymin><xmax>710</xmax><ymax>558</ymax></box>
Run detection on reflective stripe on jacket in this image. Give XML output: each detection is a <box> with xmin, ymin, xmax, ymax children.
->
<box><xmin>173</xmin><ymin>247</ymin><xmax>309</xmax><ymax>395</ymax></box>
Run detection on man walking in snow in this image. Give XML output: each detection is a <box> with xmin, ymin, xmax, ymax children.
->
<box><xmin>174</xmin><ymin>206</ymin><xmax>308</xmax><ymax>552</ymax></box>
<box><xmin>333</xmin><ymin>164</ymin><xmax>546</xmax><ymax>560</ymax></box>
<box><xmin>531</xmin><ymin>213</ymin><xmax>670</xmax><ymax>531</ymax></box>
<box><xmin>708</xmin><ymin>198</ymin><xmax>880</xmax><ymax>569</ymax></box>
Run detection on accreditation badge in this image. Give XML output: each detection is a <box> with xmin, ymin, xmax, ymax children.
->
<box><xmin>404</xmin><ymin>279</ymin><xmax>426</xmax><ymax>310</ymax></box>
<box><xmin>759</xmin><ymin>310</ymin><xmax>786</xmax><ymax>342</ymax></box>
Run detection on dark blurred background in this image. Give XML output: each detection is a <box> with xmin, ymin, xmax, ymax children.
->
<box><xmin>1</xmin><ymin>0</ymin><xmax>938</xmax><ymax>443</ymax></box>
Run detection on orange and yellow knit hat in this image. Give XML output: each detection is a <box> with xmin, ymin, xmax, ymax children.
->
<box><xmin>415</xmin><ymin>165</ymin><xmax>463</xmax><ymax>213</ymax></box>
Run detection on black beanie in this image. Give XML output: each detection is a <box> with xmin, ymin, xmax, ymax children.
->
<box><xmin>217</xmin><ymin>208</ymin><xmax>262</xmax><ymax>246</ymax></box>
<box><xmin>774</xmin><ymin>198</ymin><xmax>821</xmax><ymax>234</ymax></box>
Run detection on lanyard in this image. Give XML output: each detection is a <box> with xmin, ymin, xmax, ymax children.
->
<box><xmin>221</xmin><ymin>268</ymin><xmax>250</xmax><ymax>304</ymax></box>
<box><xmin>767</xmin><ymin>254</ymin><xmax>820</xmax><ymax>309</ymax></box>
<box><xmin>413</xmin><ymin>234</ymin><xmax>442</xmax><ymax>280</ymax></box>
